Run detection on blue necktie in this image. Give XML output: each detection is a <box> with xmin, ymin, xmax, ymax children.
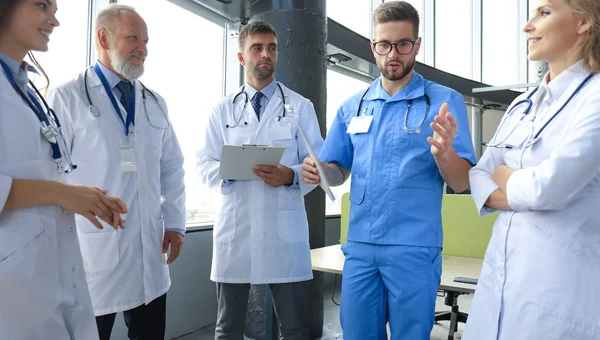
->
<box><xmin>251</xmin><ymin>91</ymin><xmax>264</xmax><ymax>121</ymax></box>
<box><xmin>116</xmin><ymin>80</ymin><xmax>134</xmax><ymax>124</ymax></box>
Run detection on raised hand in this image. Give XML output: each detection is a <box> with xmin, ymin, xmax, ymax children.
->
<box><xmin>427</xmin><ymin>103</ymin><xmax>458</xmax><ymax>159</ymax></box>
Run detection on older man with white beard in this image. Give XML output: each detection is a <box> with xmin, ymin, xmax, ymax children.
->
<box><xmin>48</xmin><ymin>4</ymin><xmax>186</xmax><ymax>340</ymax></box>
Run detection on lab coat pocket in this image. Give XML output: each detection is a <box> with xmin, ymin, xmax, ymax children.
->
<box><xmin>501</xmin><ymin>119</ymin><xmax>533</xmax><ymax>149</ymax></box>
<box><xmin>269</xmin><ymin>125</ymin><xmax>293</xmax><ymax>143</ymax></box>
<box><xmin>78</xmin><ymin>230</ymin><xmax>119</xmax><ymax>276</ymax></box>
<box><xmin>277</xmin><ymin>210</ymin><xmax>309</xmax><ymax>243</ymax></box>
<box><xmin>145</xmin><ymin>104</ymin><xmax>170</xmax><ymax>130</ymax></box>
<box><xmin>214</xmin><ymin>190</ymin><xmax>237</xmax><ymax>244</ymax></box>
<box><xmin>0</xmin><ymin>212</ymin><xmax>61</xmax><ymax>339</ymax></box>
<box><xmin>214</xmin><ymin>212</ymin><xmax>236</xmax><ymax>244</ymax></box>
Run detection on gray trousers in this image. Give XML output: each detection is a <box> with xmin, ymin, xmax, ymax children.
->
<box><xmin>215</xmin><ymin>282</ymin><xmax>309</xmax><ymax>340</ymax></box>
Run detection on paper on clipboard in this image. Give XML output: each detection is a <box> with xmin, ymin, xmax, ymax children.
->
<box><xmin>219</xmin><ymin>145</ymin><xmax>285</xmax><ymax>181</ymax></box>
<box><xmin>284</xmin><ymin>104</ymin><xmax>336</xmax><ymax>202</ymax></box>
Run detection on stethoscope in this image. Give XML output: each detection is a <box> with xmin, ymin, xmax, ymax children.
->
<box><xmin>0</xmin><ymin>59</ymin><xmax>77</xmax><ymax>173</ymax></box>
<box><xmin>483</xmin><ymin>73</ymin><xmax>594</xmax><ymax>149</ymax></box>
<box><xmin>356</xmin><ymin>86</ymin><xmax>431</xmax><ymax>134</ymax></box>
<box><xmin>228</xmin><ymin>82</ymin><xmax>286</xmax><ymax>128</ymax></box>
<box><xmin>83</xmin><ymin>65</ymin><xmax>170</xmax><ymax>133</ymax></box>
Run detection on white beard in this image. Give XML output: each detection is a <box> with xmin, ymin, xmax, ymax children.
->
<box><xmin>110</xmin><ymin>44</ymin><xmax>144</xmax><ymax>80</ymax></box>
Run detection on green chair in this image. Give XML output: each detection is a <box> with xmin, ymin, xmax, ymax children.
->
<box><xmin>441</xmin><ymin>194</ymin><xmax>496</xmax><ymax>259</ymax></box>
<box><xmin>340</xmin><ymin>192</ymin><xmax>350</xmax><ymax>245</ymax></box>
<box><xmin>436</xmin><ymin>194</ymin><xmax>496</xmax><ymax>340</ymax></box>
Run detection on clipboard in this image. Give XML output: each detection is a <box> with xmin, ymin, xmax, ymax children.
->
<box><xmin>219</xmin><ymin>145</ymin><xmax>285</xmax><ymax>181</ymax></box>
<box><xmin>284</xmin><ymin>104</ymin><xmax>336</xmax><ymax>202</ymax></box>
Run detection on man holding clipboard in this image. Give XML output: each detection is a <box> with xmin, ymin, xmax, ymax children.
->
<box><xmin>195</xmin><ymin>21</ymin><xmax>323</xmax><ymax>340</ymax></box>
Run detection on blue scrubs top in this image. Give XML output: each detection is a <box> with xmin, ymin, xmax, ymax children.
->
<box><xmin>320</xmin><ymin>72</ymin><xmax>476</xmax><ymax>247</ymax></box>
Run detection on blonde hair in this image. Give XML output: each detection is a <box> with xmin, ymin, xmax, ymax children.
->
<box><xmin>564</xmin><ymin>0</ymin><xmax>600</xmax><ymax>73</ymax></box>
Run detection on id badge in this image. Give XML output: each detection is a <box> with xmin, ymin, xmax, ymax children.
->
<box><xmin>120</xmin><ymin>147</ymin><xmax>137</xmax><ymax>172</ymax></box>
<box><xmin>346</xmin><ymin>115</ymin><xmax>373</xmax><ymax>134</ymax></box>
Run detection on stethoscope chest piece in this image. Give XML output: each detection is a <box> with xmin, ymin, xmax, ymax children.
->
<box><xmin>40</xmin><ymin>124</ymin><xmax>58</xmax><ymax>143</ymax></box>
<box><xmin>89</xmin><ymin>105</ymin><xmax>100</xmax><ymax>117</ymax></box>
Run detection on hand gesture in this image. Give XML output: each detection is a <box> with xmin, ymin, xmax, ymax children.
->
<box><xmin>58</xmin><ymin>184</ymin><xmax>127</xmax><ymax>230</ymax></box>
<box><xmin>427</xmin><ymin>103</ymin><xmax>458</xmax><ymax>159</ymax></box>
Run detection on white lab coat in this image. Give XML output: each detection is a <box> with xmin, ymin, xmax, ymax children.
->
<box><xmin>464</xmin><ymin>63</ymin><xmax>600</xmax><ymax>339</ymax></box>
<box><xmin>196</xmin><ymin>82</ymin><xmax>323</xmax><ymax>284</ymax></box>
<box><xmin>0</xmin><ymin>72</ymin><xmax>97</xmax><ymax>338</ymax></box>
<box><xmin>48</xmin><ymin>67</ymin><xmax>186</xmax><ymax>316</ymax></box>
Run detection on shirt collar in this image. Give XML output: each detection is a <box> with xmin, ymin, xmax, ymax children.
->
<box><xmin>363</xmin><ymin>71</ymin><xmax>426</xmax><ymax>102</ymax></box>
<box><xmin>96</xmin><ymin>60</ymin><xmax>132</xmax><ymax>89</ymax></box>
<box><xmin>533</xmin><ymin>59</ymin><xmax>588</xmax><ymax>105</ymax></box>
<box><xmin>245</xmin><ymin>79</ymin><xmax>277</xmax><ymax>100</ymax></box>
<box><xmin>0</xmin><ymin>53</ymin><xmax>39</xmax><ymax>89</ymax></box>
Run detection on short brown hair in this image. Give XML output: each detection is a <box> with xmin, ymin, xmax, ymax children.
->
<box><xmin>373</xmin><ymin>1</ymin><xmax>420</xmax><ymax>39</ymax></box>
<box><xmin>565</xmin><ymin>0</ymin><xmax>600</xmax><ymax>73</ymax></box>
<box><xmin>238</xmin><ymin>21</ymin><xmax>277</xmax><ymax>50</ymax></box>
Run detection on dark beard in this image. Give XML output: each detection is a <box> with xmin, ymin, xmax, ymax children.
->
<box><xmin>252</xmin><ymin>64</ymin><xmax>275</xmax><ymax>80</ymax></box>
<box><xmin>379</xmin><ymin>59</ymin><xmax>415</xmax><ymax>81</ymax></box>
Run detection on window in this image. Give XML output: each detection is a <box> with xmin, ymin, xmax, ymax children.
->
<box><xmin>120</xmin><ymin>0</ymin><xmax>225</xmax><ymax>224</ymax></box>
<box><xmin>327</xmin><ymin>0</ymin><xmax>372</xmax><ymax>38</ymax></box>
<box><xmin>325</xmin><ymin>69</ymin><xmax>371</xmax><ymax>215</ymax></box>
<box><xmin>31</xmin><ymin>0</ymin><xmax>89</xmax><ymax>91</ymax></box>
<box><xmin>482</xmin><ymin>0</ymin><xmax>520</xmax><ymax>85</ymax></box>
<box><xmin>435</xmin><ymin>0</ymin><xmax>472</xmax><ymax>79</ymax></box>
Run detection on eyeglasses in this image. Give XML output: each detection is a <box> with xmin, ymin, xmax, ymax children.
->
<box><xmin>372</xmin><ymin>38</ymin><xmax>420</xmax><ymax>56</ymax></box>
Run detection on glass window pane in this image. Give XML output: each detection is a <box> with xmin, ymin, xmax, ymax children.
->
<box><xmin>31</xmin><ymin>0</ymin><xmax>88</xmax><ymax>91</ymax></box>
<box><xmin>327</xmin><ymin>0</ymin><xmax>371</xmax><ymax>38</ymax></box>
<box><xmin>435</xmin><ymin>0</ymin><xmax>472</xmax><ymax>79</ymax></box>
<box><xmin>326</xmin><ymin>69</ymin><xmax>371</xmax><ymax>215</ymax></box>
<box><xmin>119</xmin><ymin>0</ymin><xmax>225</xmax><ymax>224</ymax></box>
<box><xmin>482</xmin><ymin>0</ymin><xmax>520</xmax><ymax>85</ymax></box>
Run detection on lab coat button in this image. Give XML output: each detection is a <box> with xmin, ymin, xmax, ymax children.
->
<box><xmin>73</xmin><ymin>283</ymin><xmax>77</xmax><ymax>288</ymax></box>
<box><xmin>71</xmin><ymin>266</ymin><xmax>76</xmax><ymax>272</ymax></box>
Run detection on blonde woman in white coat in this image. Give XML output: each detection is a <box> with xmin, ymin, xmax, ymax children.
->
<box><xmin>464</xmin><ymin>0</ymin><xmax>600</xmax><ymax>339</ymax></box>
<box><xmin>0</xmin><ymin>1</ymin><xmax>127</xmax><ymax>339</ymax></box>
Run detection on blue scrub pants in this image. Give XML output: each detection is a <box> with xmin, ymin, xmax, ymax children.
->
<box><xmin>340</xmin><ymin>241</ymin><xmax>442</xmax><ymax>340</ymax></box>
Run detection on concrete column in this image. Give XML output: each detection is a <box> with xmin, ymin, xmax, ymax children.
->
<box><xmin>472</xmin><ymin>99</ymin><xmax>484</xmax><ymax>160</ymax></box>
<box><xmin>244</xmin><ymin>1</ymin><xmax>327</xmax><ymax>339</ymax></box>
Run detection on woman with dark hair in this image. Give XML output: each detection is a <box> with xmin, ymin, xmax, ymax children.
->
<box><xmin>465</xmin><ymin>0</ymin><xmax>600</xmax><ymax>339</ymax></box>
<box><xmin>0</xmin><ymin>1</ymin><xmax>127</xmax><ymax>338</ymax></box>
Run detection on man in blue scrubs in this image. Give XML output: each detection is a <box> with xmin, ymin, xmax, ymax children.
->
<box><xmin>301</xmin><ymin>1</ymin><xmax>476</xmax><ymax>339</ymax></box>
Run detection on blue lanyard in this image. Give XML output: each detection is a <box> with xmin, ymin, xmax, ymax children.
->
<box><xmin>0</xmin><ymin>59</ymin><xmax>62</xmax><ymax>160</ymax></box>
<box><xmin>93</xmin><ymin>63</ymin><xmax>135</xmax><ymax>137</ymax></box>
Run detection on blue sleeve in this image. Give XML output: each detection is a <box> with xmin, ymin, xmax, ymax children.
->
<box><xmin>448</xmin><ymin>93</ymin><xmax>477</xmax><ymax>165</ymax></box>
<box><xmin>319</xmin><ymin>106</ymin><xmax>354</xmax><ymax>170</ymax></box>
